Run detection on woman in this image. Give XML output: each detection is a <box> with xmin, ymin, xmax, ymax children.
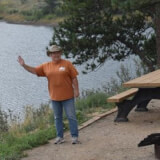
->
<box><xmin>18</xmin><ymin>45</ymin><xmax>80</xmax><ymax>144</ymax></box>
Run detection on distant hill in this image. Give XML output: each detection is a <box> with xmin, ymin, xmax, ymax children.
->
<box><xmin>0</xmin><ymin>0</ymin><xmax>41</xmax><ymax>10</ymax></box>
<box><xmin>0</xmin><ymin>0</ymin><xmax>63</xmax><ymax>26</ymax></box>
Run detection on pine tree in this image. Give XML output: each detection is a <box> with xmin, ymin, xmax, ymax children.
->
<box><xmin>115</xmin><ymin>0</ymin><xmax>160</xmax><ymax>68</ymax></box>
<box><xmin>51</xmin><ymin>0</ymin><xmax>159</xmax><ymax>73</ymax></box>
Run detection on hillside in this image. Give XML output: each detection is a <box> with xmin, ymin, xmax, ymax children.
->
<box><xmin>0</xmin><ymin>0</ymin><xmax>63</xmax><ymax>26</ymax></box>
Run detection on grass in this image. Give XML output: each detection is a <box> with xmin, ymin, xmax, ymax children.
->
<box><xmin>0</xmin><ymin>91</ymin><xmax>115</xmax><ymax>160</ymax></box>
<box><xmin>0</xmin><ymin>126</ymin><xmax>56</xmax><ymax>159</ymax></box>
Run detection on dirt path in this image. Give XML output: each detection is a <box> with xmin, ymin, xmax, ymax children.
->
<box><xmin>22</xmin><ymin>100</ymin><xmax>160</xmax><ymax>160</ymax></box>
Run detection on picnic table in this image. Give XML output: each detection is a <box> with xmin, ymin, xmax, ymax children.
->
<box><xmin>108</xmin><ymin>69</ymin><xmax>160</xmax><ymax>122</ymax></box>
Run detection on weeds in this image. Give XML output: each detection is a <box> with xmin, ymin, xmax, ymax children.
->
<box><xmin>0</xmin><ymin>107</ymin><xmax>8</xmax><ymax>132</ymax></box>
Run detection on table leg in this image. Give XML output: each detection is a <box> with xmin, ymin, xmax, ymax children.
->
<box><xmin>135</xmin><ymin>100</ymin><xmax>150</xmax><ymax>112</ymax></box>
<box><xmin>115</xmin><ymin>87</ymin><xmax>160</xmax><ymax>122</ymax></box>
<box><xmin>115</xmin><ymin>100</ymin><xmax>132</xmax><ymax>122</ymax></box>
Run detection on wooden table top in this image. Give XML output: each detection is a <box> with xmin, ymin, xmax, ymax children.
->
<box><xmin>123</xmin><ymin>69</ymin><xmax>160</xmax><ymax>88</ymax></box>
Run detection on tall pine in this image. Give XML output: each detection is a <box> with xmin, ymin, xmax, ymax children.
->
<box><xmin>51</xmin><ymin>0</ymin><xmax>159</xmax><ymax>72</ymax></box>
<box><xmin>115</xmin><ymin>0</ymin><xmax>160</xmax><ymax>68</ymax></box>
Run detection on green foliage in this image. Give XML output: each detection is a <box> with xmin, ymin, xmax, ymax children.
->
<box><xmin>44</xmin><ymin>14</ymin><xmax>56</xmax><ymax>20</ymax></box>
<box><xmin>0</xmin><ymin>107</ymin><xmax>8</xmax><ymax>132</ymax></box>
<box><xmin>1</xmin><ymin>108</ymin><xmax>53</xmax><ymax>158</ymax></box>
<box><xmin>0</xmin><ymin>127</ymin><xmax>56</xmax><ymax>160</ymax></box>
<box><xmin>115</xmin><ymin>0</ymin><xmax>160</xmax><ymax>11</ymax></box>
<box><xmin>20</xmin><ymin>0</ymin><xmax>28</xmax><ymax>5</ymax></box>
<box><xmin>43</xmin><ymin>0</ymin><xmax>59</xmax><ymax>14</ymax></box>
<box><xmin>102</xmin><ymin>58</ymin><xmax>149</xmax><ymax>96</ymax></box>
<box><xmin>51</xmin><ymin>0</ymin><xmax>158</xmax><ymax>73</ymax></box>
<box><xmin>8</xmin><ymin>9</ymin><xmax>19</xmax><ymax>14</ymax></box>
<box><xmin>76</xmin><ymin>91</ymin><xmax>109</xmax><ymax>111</ymax></box>
<box><xmin>52</xmin><ymin>0</ymin><xmax>115</xmax><ymax>72</ymax></box>
<box><xmin>143</xmin><ymin>34</ymin><xmax>157</xmax><ymax>67</ymax></box>
<box><xmin>20</xmin><ymin>10</ymin><xmax>44</xmax><ymax>21</ymax></box>
<box><xmin>0</xmin><ymin>103</ymin><xmax>57</xmax><ymax>159</ymax></box>
<box><xmin>21</xmin><ymin>104</ymin><xmax>54</xmax><ymax>132</ymax></box>
<box><xmin>76</xmin><ymin>110</ymin><xmax>88</xmax><ymax>124</ymax></box>
<box><xmin>0</xmin><ymin>5</ymin><xmax>6</xmax><ymax>13</ymax></box>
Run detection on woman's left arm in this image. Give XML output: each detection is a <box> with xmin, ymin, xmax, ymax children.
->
<box><xmin>72</xmin><ymin>77</ymin><xmax>80</xmax><ymax>98</ymax></box>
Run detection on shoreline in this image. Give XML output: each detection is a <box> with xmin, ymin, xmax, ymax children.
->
<box><xmin>0</xmin><ymin>19</ymin><xmax>59</xmax><ymax>27</ymax></box>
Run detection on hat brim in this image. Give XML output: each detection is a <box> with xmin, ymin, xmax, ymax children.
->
<box><xmin>47</xmin><ymin>50</ymin><xmax>62</xmax><ymax>56</ymax></box>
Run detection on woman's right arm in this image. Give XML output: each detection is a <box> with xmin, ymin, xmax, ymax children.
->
<box><xmin>18</xmin><ymin>56</ymin><xmax>36</xmax><ymax>75</ymax></box>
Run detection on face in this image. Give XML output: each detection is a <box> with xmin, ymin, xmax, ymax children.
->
<box><xmin>49</xmin><ymin>51</ymin><xmax>62</xmax><ymax>62</ymax></box>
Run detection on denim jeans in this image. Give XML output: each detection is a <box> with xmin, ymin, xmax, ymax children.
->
<box><xmin>51</xmin><ymin>98</ymin><xmax>78</xmax><ymax>138</ymax></box>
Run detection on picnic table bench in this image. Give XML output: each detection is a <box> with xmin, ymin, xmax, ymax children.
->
<box><xmin>107</xmin><ymin>69</ymin><xmax>160</xmax><ymax>122</ymax></box>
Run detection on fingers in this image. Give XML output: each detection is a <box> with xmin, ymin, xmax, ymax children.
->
<box><xmin>18</xmin><ymin>56</ymin><xmax>21</xmax><ymax>61</ymax></box>
<box><xmin>17</xmin><ymin>56</ymin><xmax>21</xmax><ymax>63</ymax></box>
<box><xmin>18</xmin><ymin>56</ymin><xmax>22</xmax><ymax>60</ymax></box>
<box><xmin>17</xmin><ymin>56</ymin><xmax>24</xmax><ymax>66</ymax></box>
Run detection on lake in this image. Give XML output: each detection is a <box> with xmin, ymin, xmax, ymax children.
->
<box><xmin>0</xmin><ymin>21</ymin><xmax>136</xmax><ymax>116</ymax></box>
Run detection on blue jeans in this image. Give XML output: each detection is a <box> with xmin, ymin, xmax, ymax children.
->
<box><xmin>51</xmin><ymin>98</ymin><xmax>78</xmax><ymax>138</ymax></box>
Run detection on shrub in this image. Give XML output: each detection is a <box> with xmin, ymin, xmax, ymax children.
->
<box><xmin>8</xmin><ymin>9</ymin><xmax>19</xmax><ymax>14</ymax></box>
<box><xmin>0</xmin><ymin>107</ymin><xmax>8</xmax><ymax>132</ymax></box>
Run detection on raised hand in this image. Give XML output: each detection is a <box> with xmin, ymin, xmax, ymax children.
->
<box><xmin>18</xmin><ymin>56</ymin><xmax>25</xmax><ymax>66</ymax></box>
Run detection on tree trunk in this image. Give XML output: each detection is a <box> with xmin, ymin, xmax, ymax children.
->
<box><xmin>155</xmin><ymin>3</ymin><xmax>160</xmax><ymax>67</ymax></box>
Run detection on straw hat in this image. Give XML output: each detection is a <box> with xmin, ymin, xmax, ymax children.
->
<box><xmin>47</xmin><ymin>45</ymin><xmax>62</xmax><ymax>56</ymax></box>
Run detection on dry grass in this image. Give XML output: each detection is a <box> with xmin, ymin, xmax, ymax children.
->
<box><xmin>0</xmin><ymin>0</ymin><xmax>63</xmax><ymax>25</ymax></box>
<box><xmin>0</xmin><ymin>0</ymin><xmax>39</xmax><ymax>10</ymax></box>
<box><xmin>3</xmin><ymin>14</ymin><xmax>25</xmax><ymax>22</ymax></box>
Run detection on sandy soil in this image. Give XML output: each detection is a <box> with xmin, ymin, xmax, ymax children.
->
<box><xmin>22</xmin><ymin>100</ymin><xmax>160</xmax><ymax>160</ymax></box>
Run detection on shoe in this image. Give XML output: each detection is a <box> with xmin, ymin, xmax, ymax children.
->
<box><xmin>54</xmin><ymin>137</ymin><xmax>65</xmax><ymax>144</ymax></box>
<box><xmin>71</xmin><ymin>137</ymin><xmax>80</xmax><ymax>144</ymax></box>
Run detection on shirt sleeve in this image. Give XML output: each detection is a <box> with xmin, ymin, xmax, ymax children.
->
<box><xmin>35</xmin><ymin>64</ymin><xmax>46</xmax><ymax>77</ymax></box>
<box><xmin>68</xmin><ymin>61</ymin><xmax>79</xmax><ymax>79</ymax></box>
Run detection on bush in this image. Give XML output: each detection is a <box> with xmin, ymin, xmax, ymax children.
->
<box><xmin>0</xmin><ymin>5</ymin><xmax>5</xmax><ymax>13</ymax></box>
<box><xmin>102</xmin><ymin>58</ymin><xmax>149</xmax><ymax>95</ymax></box>
<box><xmin>44</xmin><ymin>14</ymin><xmax>55</xmax><ymax>20</ymax></box>
<box><xmin>20</xmin><ymin>0</ymin><xmax>28</xmax><ymax>4</ymax></box>
<box><xmin>0</xmin><ymin>107</ymin><xmax>8</xmax><ymax>132</ymax></box>
<box><xmin>20</xmin><ymin>10</ymin><xmax>44</xmax><ymax>21</ymax></box>
<box><xmin>20</xmin><ymin>10</ymin><xmax>33</xmax><ymax>16</ymax></box>
<box><xmin>8</xmin><ymin>9</ymin><xmax>19</xmax><ymax>14</ymax></box>
<box><xmin>76</xmin><ymin>91</ymin><xmax>110</xmax><ymax>112</ymax></box>
<box><xmin>76</xmin><ymin>110</ymin><xmax>88</xmax><ymax>124</ymax></box>
<box><xmin>21</xmin><ymin>104</ymin><xmax>53</xmax><ymax>133</ymax></box>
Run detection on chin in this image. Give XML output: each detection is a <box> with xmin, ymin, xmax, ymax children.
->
<box><xmin>53</xmin><ymin>58</ymin><xmax>61</xmax><ymax>62</ymax></box>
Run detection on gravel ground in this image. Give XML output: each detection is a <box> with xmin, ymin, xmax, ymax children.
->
<box><xmin>22</xmin><ymin>100</ymin><xmax>160</xmax><ymax>160</ymax></box>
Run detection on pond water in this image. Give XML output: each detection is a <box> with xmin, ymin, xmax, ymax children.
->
<box><xmin>0</xmin><ymin>21</ymin><xmax>136</xmax><ymax>116</ymax></box>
